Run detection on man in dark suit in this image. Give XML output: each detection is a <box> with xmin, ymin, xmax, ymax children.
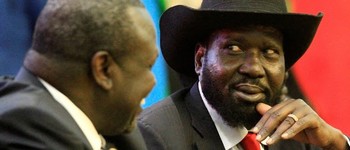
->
<box><xmin>0</xmin><ymin>0</ymin><xmax>157</xmax><ymax>149</ymax></box>
<box><xmin>138</xmin><ymin>0</ymin><xmax>350</xmax><ymax>149</ymax></box>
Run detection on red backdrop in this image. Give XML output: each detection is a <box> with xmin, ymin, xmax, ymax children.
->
<box><xmin>291</xmin><ymin>1</ymin><xmax>350</xmax><ymax>135</ymax></box>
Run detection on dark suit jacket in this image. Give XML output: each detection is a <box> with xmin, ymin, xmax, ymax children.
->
<box><xmin>0</xmin><ymin>68</ymin><xmax>147</xmax><ymax>150</ymax></box>
<box><xmin>0</xmin><ymin>68</ymin><xmax>93</xmax><ymax>149</ymax></box>
<box><xmin>138</xmin><ymin>82</ymin><xmax>322</xmax><ymax>150</ymax></box>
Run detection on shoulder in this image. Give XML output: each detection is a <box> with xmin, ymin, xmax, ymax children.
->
<box><xmin>139</xmin><ymin>87</ymin><xmax>191</xmax><ymax>124</ymax></box>
<box><xmin>0</xmin><ymin>79</ymin><xmax>49</xmax><ymax>108</ymax></box>
<box><xmin>0</xmin><ymin>80</ymin><xmax>89</xmax><ymax>149</ymax></box>
<box><xmin>0</xmin><ymin>79</ymin><xmax>53</xmax><ymax>113</ymax></box>
<box><xmin>0</xmin><ymin>79</ymin><xmax>77</xmax><ymax>128</ymax></box>
<box><xmin>137</xmin><ymin>87</ymin><xmax>193</xmax><ymax>150</ymax></box>
<box><xmin>0</xmin><ymin>80</ymin><xmax>64</xmax><ymax>130</ymax></box>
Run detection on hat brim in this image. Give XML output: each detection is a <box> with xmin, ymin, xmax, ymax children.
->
<box><xmin>160</xmin><ymin>5</ymin><xmax>323</xmax><ymax>78</ymax></box>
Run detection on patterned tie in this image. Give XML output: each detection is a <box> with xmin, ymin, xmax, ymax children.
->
<box><xmin>241</xmin><ymin>132</ymin><xmax>261</xmax><ymax>150</ymax></box>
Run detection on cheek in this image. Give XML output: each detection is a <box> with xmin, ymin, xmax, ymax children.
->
<box><xmin>131</xmin><ymin>71</ymin><xmax>155</xmax><ymax>100</ymax></box>
<box><xmin>205</xmin><ymin>55</ymin><xmax>238</xmax><ymax>82</ymax></box>
<box><xmin>213</xmin><ymin>64</ymin><xmax>240</xmax><ymax>88</ymax></box>
<box><xmin>205</xmin><ymin>63</ymin><xmax>226</xmax><ymax>82</ymax></box>
<box><xmin>202</xmin><ymin>62</ymin><xmax>234</xmax><ymax>94</ymax></box>
<box><xmin>267</xmin><ymin>64</ymin><xmax>285</xmax><ymax>90</ymax></box>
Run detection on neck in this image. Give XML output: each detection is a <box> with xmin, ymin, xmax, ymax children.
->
<box><xmin>24</xmin><ymin>49</ymin><xmax>97</xmax><ymax>125</ymax></box>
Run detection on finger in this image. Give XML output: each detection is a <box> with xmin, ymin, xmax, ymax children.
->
<box><xmin>254</xmin><ymin>99</ymin><xmax>299</xmax><ymax>141</ymax></box>
<box><xmin>256</xmin><ymin>103</ymin><xmax>271</xmax><ymax>115</ymax></box>
<box><xmin>251</xmin><ymin>103</ymin><xmax>271</xmax><ymax>133</ymax></box>
<box><xmin>254</xmin><ymin>100</ymin><xmax>294</xmax><ymax>127</ymax></box>
<box><xmin>281</xmin><ymin>109</ymin><xmax>317</xmax><ymax>140</ymax></box>
<box><xmin>250</xmin><ymin>103</ymin><xmax>271</xmax><ymax>133</ymax></box>
<box><xmin>254</xmin><ymin>101</ymin><xmax>288</xmax><ymax>132</ymax></box>
<box><xmin>281</xmin><ymin>114</ymin><xmax>311</xmax><ymax>140</ymax></box>
<box><xmin>251</xmin><ymin>103</ymin><xmax>271</xmax><ymax>132</ymax></box>
<box><xmin>266</xmin><ymin>114</ymin><xmax>298</xmax><ymax>144</ymax></box>
<box><xmin>267</xmin><ymin>100</ymin><xmax>311</xmax><ymax>144</ymax></box>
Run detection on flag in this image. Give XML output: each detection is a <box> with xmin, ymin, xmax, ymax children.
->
<box><xmin>291</xmin><ymin>0</ymin><xmax>350</xmax><ymax>135</ymax></box>
<box><xmin>141</xmin><ymin>0</ymin><xmax>200</xmax><ymax>108</ymax></box>
<box><xmin>142</xmin><ymin>0</ymin><xmax>169</xmax><ymax>108</ymax></box>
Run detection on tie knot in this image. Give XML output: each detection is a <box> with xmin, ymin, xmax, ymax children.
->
<box><xmin>241</xmin><ymin>133</ymin><xmax>260</xmax><ymax>150</ymax></box>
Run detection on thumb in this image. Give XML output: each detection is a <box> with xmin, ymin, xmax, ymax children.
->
<box><xmin>256</xmin><ymin>103</ymin><xmax>272</xmax><ymax>115</ymax></box>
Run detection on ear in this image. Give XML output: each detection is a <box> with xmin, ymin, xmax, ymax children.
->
<box><xmin>91</xmin><ymin>51</ymin><xmax>115</xmax><ymax>90</ymax></box>
<box><xmin>194</xmin><ymin>44</ymin><xmax>205</xmax><ymax>75</ymax></box>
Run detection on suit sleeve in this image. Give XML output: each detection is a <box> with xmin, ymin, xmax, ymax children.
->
<box><xmin>0</xmin><ymin>107</ymin><xmax>87</xmax><ymax>149</ymax></box>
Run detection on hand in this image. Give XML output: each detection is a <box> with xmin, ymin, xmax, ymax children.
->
<box><xmin>251</xmin><ymin>99</ymin><xmax>347</xmax><ymax>150</ymax></box>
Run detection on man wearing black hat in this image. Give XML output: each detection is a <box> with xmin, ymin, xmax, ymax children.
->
<box><xmin>138</xmin><ymin>0</ymin><xmax>350</xmax><ymax>150</ymax></box>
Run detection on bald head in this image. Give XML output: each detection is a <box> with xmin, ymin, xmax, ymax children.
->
<box><xmin>31</xmin><ymin>0</ymin><xmax>144</xmax><ymax>63</ymax></box>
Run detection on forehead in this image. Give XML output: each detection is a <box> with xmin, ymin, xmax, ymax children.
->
<box><xmin>125</xmin><ymin>6</ymin><xmax>157</xmax><ymax>61</ymax></box>
<box><xmin>126</xmin><ymin>6</ymin><xmax>156</xmax><ymax>50</ymax></box>
<box><xmin>127</xmin><ymin>6</ymin><xmax>155</xmax><ymax>40</ymax></box>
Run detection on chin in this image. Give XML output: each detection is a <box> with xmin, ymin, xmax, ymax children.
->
<box><xmin>211</xmin><ymin>100</ymin><xmax>261</xmax><ymax>129</ymax></box>
<box><xmin>122</xmin><ymin>117</ymin><xmax>137</xmax><ymax>134</ymax></box>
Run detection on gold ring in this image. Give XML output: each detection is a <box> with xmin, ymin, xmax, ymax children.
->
<box><xmin>287</xmin><ymin>114</ymin><xmax>299</xmax><ymax>122</ymax></box>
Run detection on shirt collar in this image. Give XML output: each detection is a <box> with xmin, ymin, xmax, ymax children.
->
<box><xmin>38</xmin><ymin>78</ymin><xmax>102</xmax><ymax>150</ymax></box>
<box><xmin>198</xmin><ymin>82</ymin><xmax>248</xmax><ymax>150</ymax></box>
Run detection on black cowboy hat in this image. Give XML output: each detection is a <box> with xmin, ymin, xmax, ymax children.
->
<box><xmin>160</xmin><ymin>0</ymin><xmax>323</xmax><ymax>78</ymax></box>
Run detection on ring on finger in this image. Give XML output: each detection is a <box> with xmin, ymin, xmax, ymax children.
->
<box><xmin>287</xmin><ymin>114</ymin><xmax>299</xmax><ymax>122</ymax></box>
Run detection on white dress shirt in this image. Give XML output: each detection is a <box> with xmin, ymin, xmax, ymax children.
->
<box><xmin>198</xmin><ymin>82</ymin><xmax>264</xmax><ymax>150</ymax></box>
<box><xmin>39</xmin><ymin>78</ymin><xmax>102</xmax><ymax>150</ymax></box>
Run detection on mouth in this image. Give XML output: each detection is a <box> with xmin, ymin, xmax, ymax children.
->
<box><xmin>233</xmin><ymin>83</ymin><xmax>266</xmax><ymax>103</ymax></box>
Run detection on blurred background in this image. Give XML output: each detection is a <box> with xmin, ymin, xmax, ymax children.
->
<box><xmin>1</xmin><ymin>0</ymin><xmax>349</xmax><ymax>135</ymax></box>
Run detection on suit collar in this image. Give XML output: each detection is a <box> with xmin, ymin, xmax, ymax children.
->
<box><xmin>14</xmin><ymin>67</ymin><xmax>93</xmax><ymax>149</ymax></box>
<box><xmin>185</xmin><ymin>82</ymin><xmax>225</xmax><ymax>149</ymax></box>
<box><xmin>15</xmin><ymin>67</ymin><xmax>46</xmax><ymax>90</ymax></box>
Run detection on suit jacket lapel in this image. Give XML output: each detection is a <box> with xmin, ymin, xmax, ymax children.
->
<box><xmin>15</xmin><ymin>67</ymin><xmax>93</xmax><ymax>149</ymax></box>
<box><xmin>186</xmin><ymin>83</ymin><xmax>225</xmax><ymax>150</ymax></box>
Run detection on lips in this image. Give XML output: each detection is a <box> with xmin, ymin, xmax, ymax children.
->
<box><xmin>233</xmin><ymin>83</ymin><xmax>266</xmax><ymax>102</ymax></box>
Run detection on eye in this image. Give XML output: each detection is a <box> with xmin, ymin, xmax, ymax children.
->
<box><xmin>227</xmin><ymin>45</ymin><xmax>243</xmax><ymax>53</ymax></box>
<box><xmin>265</xmin><ymin>49</ymin><xmax>276</xmax><ymax>54</ymax></box>
<box><xmin>264</xmin><ymin>48</ymin><xmax>280</xmax><ymax>58</ymax></box>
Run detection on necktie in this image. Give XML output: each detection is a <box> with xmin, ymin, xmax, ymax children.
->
<box><xmin>241</xmin><ymin>133</ymin><xmax>261</xmax><ymax>150</ymax></box>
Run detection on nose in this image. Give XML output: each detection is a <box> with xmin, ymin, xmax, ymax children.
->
<box><xmin>239</xmin><ymin>53</ymin><xmax>265</xmax><ymax>78</ymax></box>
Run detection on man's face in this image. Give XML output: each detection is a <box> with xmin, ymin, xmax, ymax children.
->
<box><xmin>197</xmin><ymin>26</ymin><xmax>285</xmax><ymax>129</ymax></box>
<box><xmin>106</xmin><ymin>6</ymin><xmax>158</xmax><ymax>134</ymax></box>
